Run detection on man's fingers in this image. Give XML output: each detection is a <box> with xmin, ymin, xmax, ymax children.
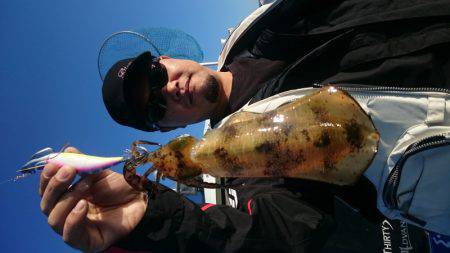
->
<box><xmin>39</xmin><ymin>163</ymin><xmax>59</xmax><ymax>197</ymax></box>
<box><xmin>47</xmin><ymin>177</ymin><xmax>92</xmax><ymax>235</ymax></box>
<box><xmin>62</xmin><ymin>199</ymin><xmax>91</xmax><ymax>251</ymax></box>
<box><xmin>39</xmin><ymin>146</ymin><xmax>80</xmax><ymax>197</ymax></box>
<box><xmin>41</xmin><ymin>166</ymin><xmax>77</xmax><ymax>216</ymax></box>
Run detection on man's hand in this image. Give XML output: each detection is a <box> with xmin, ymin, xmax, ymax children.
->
<box><xmin>39</xmin><ymin>147</ymin><xmax>148</xmax><ymax>252</ymax></box>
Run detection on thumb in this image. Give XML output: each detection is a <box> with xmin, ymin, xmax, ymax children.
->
<box><xmin>64</xmin><ymin>146</ymin><xmax>82</xmax><ymax>154</ymax></box>
<box><xmin>63</xmin><ymin>199</ymin><xmax>90</xmax><ymax>251</ymax></box>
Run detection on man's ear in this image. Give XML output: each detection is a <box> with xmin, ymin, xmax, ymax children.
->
<box><xmin>159</xmin><ymin>55</ymin><xmax>170</xmax><ymax>60</ymax></box>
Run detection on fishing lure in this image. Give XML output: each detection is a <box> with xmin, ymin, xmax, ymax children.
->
<box><xmin>124</xmin><ymin>86</ymin><xmax>380</xmax><ymax>191</ymax></box>
<box><xmin>16</xmin><ymin>146</ymin><xmax>129</xmax><ymax>181</ymax></box>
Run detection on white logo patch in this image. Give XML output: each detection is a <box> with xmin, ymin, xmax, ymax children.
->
<box><xmin>117</xmin><ymin>61</ymin><xmax>132</xmax><ymax>79</ymax></box>
<box><xmin>227</xmin><ymin>189</ymin><xmax>238</xmax><ymax>208</ymax></box>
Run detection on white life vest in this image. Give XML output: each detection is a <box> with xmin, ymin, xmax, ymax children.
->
<box><xmin>211</xmin><ymin>84</ymin><xmax>450</xmax><ymax>236</ymax></box>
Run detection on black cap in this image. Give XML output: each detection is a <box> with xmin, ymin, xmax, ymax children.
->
<box><xmin>102</xmin><ymin>51</ymin><xmax>160</xmax><ymax>131</ymax></box>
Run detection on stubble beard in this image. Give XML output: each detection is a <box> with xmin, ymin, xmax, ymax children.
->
<box><xmin>204</xmin><ymin>74</ymin><xmax>220</xmax><ymax>103</ymax></box>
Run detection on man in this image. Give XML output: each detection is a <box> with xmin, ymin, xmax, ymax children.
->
<box><xmin>39</xmin><ymin>0</ymin><xmax>450</xmax><ymax>252</ymax></box>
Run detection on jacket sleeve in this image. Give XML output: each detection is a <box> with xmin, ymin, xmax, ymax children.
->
<box><xmin>110</xmin><ymin>184</ymin><xmax>335</xmax><ymax>253</ymax></box>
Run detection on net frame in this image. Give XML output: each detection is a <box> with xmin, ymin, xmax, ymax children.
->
<box><xmin>97</xmin><ymin>28</ymin><xmax>209</xmax><ymax>81</ymax></box>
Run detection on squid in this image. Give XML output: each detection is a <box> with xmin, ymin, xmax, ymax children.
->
<box><xmin>123</xmin><ymin>86</ymin><xmax>380</xmax><ymax>191</ymax></box>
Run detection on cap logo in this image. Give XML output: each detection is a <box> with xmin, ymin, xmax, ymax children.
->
<box><xmin>117</xmin><ymin>61</ymin><xmax>133</xmax><ymax>79</ymax></box>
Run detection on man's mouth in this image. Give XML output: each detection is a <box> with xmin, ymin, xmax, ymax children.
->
<box><xmin>186</xmin><ymin>76</ymin><xmax>193</xmax><ymax>106</ymax></box>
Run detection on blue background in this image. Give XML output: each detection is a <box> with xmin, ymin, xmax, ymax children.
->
<box><xmin>0</xmin><ymin>1</ymin><xmax>257</xmax><ymax>252</ymax></box>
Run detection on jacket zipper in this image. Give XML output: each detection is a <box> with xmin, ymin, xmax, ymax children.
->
<box><xmin>382</xmin><ymin>134</ymin><xmax>450</xmax><ymax>210</ymax></box>
<box><xmin>313</xmin><ymin>83</ymin><xmax>450</xmax><ymax>94</ymax></box>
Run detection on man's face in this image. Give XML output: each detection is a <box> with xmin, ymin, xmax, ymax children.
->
<box><xmin>152</xmin><ymin>57</ymin><xmax>222</xmax><ymax>127</ymax></box>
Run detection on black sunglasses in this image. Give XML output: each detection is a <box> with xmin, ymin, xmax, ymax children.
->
<box><xmin>143</xmin><ymin>57</ymin><xmax>168</xmax><ymax>130</ymax></box>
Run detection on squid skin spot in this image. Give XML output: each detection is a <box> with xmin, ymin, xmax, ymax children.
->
<box><xmin>344</xmin><ymin>119</ymin><xmax>363</xmax><ymax>149</ymax></box>
<box><xmin>310</xmin><ymin>105</ymin><xmax>329</xmax><ymax>121</ymax></box>
<box><xmin>222</xmin><ymin>126</ymin><xmax>237</xmax><ymax>141</ymax></box>
<box><xmin>280</xmin><ymin>124</ymin><xmax>293</xmax><ymax>137</ymax></box>
<box><xmin>301</xmin><ymin>129</ymin><xmax>311</xmax><ymax>142</ymax></box>
<box><xmin>255</xmin><ymin>141</ymin><xmax>275</xmax><ymax>153</ymax></box>
<box><xmin>263</xmin><ymin>145</ymin><xmax>297</xmax><ymax>177</ymax></box>
<box><xmin>214</xmin><ymin>147</ymin><xmax>244</xmax><ymax>174</ymax></box>
<box><xmin>214</xmin><ymin>147</ymin><xmax>227</xmax><ymax>160</ymax></box>
<box><xmin>310</xmin><ymin>106</ymin><xmax>323</xmax><ymax>116</ymax></box>
<box><xmin>295</xmin><ymin>149</ymin><xmax>306</xmax><ymax>164</ymax></box>
<box><xmin>174</xmin><ymin>150</ymin><xmax>187</xmax><ymax>178</ymax></box>
<box><xmin>314</xmin><ymin>131</ymin><xmax>331</xmax><ymax>148</ymax></box>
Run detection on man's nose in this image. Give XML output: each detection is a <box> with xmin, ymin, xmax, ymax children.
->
<box><xmin>164</xmin><ymin>80</ymin><xmax>181</xmax><ymax>102</ymax></box>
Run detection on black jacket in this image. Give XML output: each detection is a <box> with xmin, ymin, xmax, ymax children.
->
<box><xmin>113</xmin><ymin>0</ymin><xmax>450</xmax><ymax>252</ymax></box>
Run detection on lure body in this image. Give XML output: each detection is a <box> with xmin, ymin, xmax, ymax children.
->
<box><xmin>44</xmin><ymin>153</ymin><xmax>124</xmax><ymax>173</ymax></box>
<box><xmin>19</xmin><ymin>147</ymin><xmax>125</xmax><ymax>175</ymax></box>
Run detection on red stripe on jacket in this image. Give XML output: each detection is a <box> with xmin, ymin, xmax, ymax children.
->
<box><xmin>247</xmin><ymin>199</ymin><xmax>253</xmax><ymax>215</ymax></box>
<box><xmin>201</xmin><ymin>203</ymin><xmax>216</xmax><ymax>211</ymax></box>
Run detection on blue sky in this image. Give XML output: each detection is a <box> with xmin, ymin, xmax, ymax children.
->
<box><xmin>0</xmin><ymin>1</ymin><xmax>257</xmax><ymax>252</ymax></box>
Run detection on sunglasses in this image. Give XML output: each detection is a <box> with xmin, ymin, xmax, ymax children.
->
<box><xmin>143</xmin><ymin>58</ymin><xmax>169</xmax><ymax>130</ymax></box>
